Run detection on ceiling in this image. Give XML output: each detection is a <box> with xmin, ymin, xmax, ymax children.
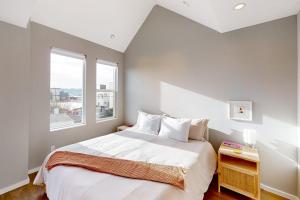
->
<box><xmin>0</xmin><ymin>0</ymin><xmax>37</xmax><ymax>27</ymax></box>
<box><xmin>0</xmin><ymin>0</ymin><xmax>299</xmax><ymax>52</ymax></box>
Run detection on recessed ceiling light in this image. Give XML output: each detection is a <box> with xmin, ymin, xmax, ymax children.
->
<box><xmin>234</xmin><ymin>3</ymin><xmax>246</xmax><ymax>10</ymax></box>
<box><xmin>110</xmin><ymin>34</ymin><xmax>116</xmax><ymax>39</ymax></box>
<box><xmin>182</xmin><ymin>0</ymin><xmax>190</xmax><ymax>7</ymax></box>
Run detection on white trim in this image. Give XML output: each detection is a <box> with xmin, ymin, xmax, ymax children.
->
<box><xmin>51</xmin><ymin>47</ymin><xmax>86</xmax><ymax>60</ymax></box>
<box><xmin>96</xmin><ymin>117</ymin><xmax>118</xmax><ymax>124</ymax></box>
<box><xmin>97</xmin><ymin>59</ymin><xmax>118</xmax><ymax>67</ymax></box>
<box><xmin>261</xmin><ymin>183</ymin><xmax>299</xmax><ymax>200</ymax></box>
<box><xmin>28</xmin><ymin>166</ymin><xmax>41</xmax><ymax>175</ymax></box>
<box><xmin>50</xmin><ymin>123</ymin><xmax>86</xmax><ymax>133</ymax></box>
<box><xmin>0</xmin><ymin>177</ymin><xmax>30</xmax><ymax>195</ymax></box>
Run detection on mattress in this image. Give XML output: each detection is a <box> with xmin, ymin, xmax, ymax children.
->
<box><xmin>34</xmin><ymin>128</ymin><xmax>216</xmax><ymax>200</ymax></box>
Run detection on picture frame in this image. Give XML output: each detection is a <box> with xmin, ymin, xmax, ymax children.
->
<box><xmin>229</xmin><ymin>101</ymin><xmax>252</xmax><ymax>121</ymax></box>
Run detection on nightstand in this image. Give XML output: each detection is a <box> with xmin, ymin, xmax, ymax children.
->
<box><xmin>218</xmin><ymin>142</ymin><xmax>260</xmax><ymax>200</ymax></box>
<box><xmin>117</xmin><ymin>125</ymin><xmax>132</xmax><ymax>131</ymax></box>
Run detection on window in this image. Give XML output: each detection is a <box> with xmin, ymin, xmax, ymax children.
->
<box><xmin>50</xmin><ymin>48</ymin><xmax>86</xmax><ymax>131</ymax></box>
<box><xmin>96</xmin><ymin>60</ymin><xmax>117</xmax><ymax>121</ymax></box>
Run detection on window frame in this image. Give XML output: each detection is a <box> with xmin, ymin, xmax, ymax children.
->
<box><xmin>50</xmin><ymin>47</ymin><xmax>87</xmax><ymax>132</ymax></box>
<box><xmin>96</xmin><ymin>59</ymin><xmax>118</xmax><ymax>122</ymax></box>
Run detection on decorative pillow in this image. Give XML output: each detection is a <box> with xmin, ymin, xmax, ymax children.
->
<box><xmin>189</xmin><ymin>119</ymin><xmax>209</xmax><ymax>141</ymax></box>
<box><xmin>136</xmin><ymin>111</ymin><xmax>161</xmax><ymax>135</ymax></box>
<box><xmin>159</xmin><ymin>117</ymin><xmax>191</xmax><ymax>142</ymax></box>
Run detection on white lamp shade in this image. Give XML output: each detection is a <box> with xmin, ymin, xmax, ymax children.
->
<box><xmin>243</xmin><ymin>129</ymin><xmax>257</xmax><ymax>146</ymax></box>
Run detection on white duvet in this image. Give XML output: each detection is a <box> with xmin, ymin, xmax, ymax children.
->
<box><xmin>34</xmin><ymin>128</ymin><xmax>216</xmax><ymax>200</ymax></box>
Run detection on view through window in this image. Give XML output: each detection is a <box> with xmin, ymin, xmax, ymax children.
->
<box><xmin>96</xmin><ymin>61</ymin><xmax>117</xmax><ymax>120</ymax></box>
<box><xmin>50</xmin><ymin>49</ymin><xmax>85</xmax><ymax>131</ymax></box>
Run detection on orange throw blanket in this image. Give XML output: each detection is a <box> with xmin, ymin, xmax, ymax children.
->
<box><xmin>46</xmin><ymin>151</ymin><xmax>186</xmax><ymax>190</ymax></box>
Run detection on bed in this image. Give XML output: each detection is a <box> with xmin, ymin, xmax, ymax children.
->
<box><xmin>34</xmin><ymin>128</ymin><xmax>216</xmax><ymax>200</ymax></box>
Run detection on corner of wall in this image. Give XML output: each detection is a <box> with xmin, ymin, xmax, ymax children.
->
<box><xmin>297</xmin><ymin>10</ymin><xmax>300</xmax><ymax>199</ymax></box>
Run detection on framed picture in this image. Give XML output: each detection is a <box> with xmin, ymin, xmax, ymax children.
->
<box><xmin>229</xmin><ymin>101</ymin><xmax>252</xmax><ymax>121</ymax></box>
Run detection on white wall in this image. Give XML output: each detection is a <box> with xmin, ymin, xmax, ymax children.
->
<box><xmin>125</xmin><ymin>6</ymin><xmax>298</xmax><ymax>196</ymax></box>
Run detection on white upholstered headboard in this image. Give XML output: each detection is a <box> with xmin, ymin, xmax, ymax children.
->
<box><xmin>204</xmin><ymin>127</ymin><xmax>209</xmax><ymax>142</ymax></box>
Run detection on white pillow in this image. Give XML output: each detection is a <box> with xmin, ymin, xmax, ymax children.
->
<box><xmin>136</xmin><ymin>111</ymin><xmax>161</xmax><ymax>135</ymax></box>
<box><xmin>189</xmin><ymin>119</ymin><xmax>209</xmax><ymax>141</ymax></box>
<box><xmin>159</xmin><ymin>117</ymin><xmax>191</xmax><ymax>142</ymax></box>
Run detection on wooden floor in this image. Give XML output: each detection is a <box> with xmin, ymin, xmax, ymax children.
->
<box><xmin>0</xmin><ymin>174</ymin><xmax>47</xmax><ymax>200</ymax></box>
<box><xmin>0</xmin><ymin>174</ymin><xmax>286</xmax><ymax>200</ymax></box>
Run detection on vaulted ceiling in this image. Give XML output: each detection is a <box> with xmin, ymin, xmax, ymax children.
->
<box><xmin>1</xmin><ymin>0</ymin><xmax>300</xmax><ymax>52</ymax></box>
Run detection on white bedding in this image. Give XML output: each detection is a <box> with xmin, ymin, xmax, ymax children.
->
<box><xmin>34</xmin><ymin>128</ymin><xmax>216</xmax><ymax>200</ymax></box>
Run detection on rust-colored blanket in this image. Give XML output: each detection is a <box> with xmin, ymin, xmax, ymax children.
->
<box><xmin>46</xmin><ymin>151</ymin><xmax>186</xmax><ymax>190</ymax></box>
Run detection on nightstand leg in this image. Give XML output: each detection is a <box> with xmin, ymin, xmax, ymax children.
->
<box><xmin>257</xmin><ymin>163</ymin><xmax>261</xmax><ymax>200</ymax></box>
<box><xmin>217</xmin><ymin>153</ymin><xmax>221</xmax><ymax>193</ymax></box>
<box><xmin>218</xmin><ymin>173</ymin><xmax>221</xmax><ymax>192</ymax></box>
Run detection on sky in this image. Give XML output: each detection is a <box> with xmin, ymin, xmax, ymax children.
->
<box><xmin>50</xmin><ymin>53</ymin><xmax>115</xmax><ymax>89</ymax></box>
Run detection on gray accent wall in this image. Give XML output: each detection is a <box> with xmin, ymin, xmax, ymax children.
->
<box><xmin>125</xmin><ymin>6</ymin><xmax>298</xmax><ymax>195</ymax></box>
<box><xmin>0</xmin><ymin>21</ymin><xmax>30</xmax><ymax>189</ymax></box>
<box><xmin>0</xmin><ymin>21</ymin><xmax>124</xmax><ymax>190</ymax></box>
<box><xmin>29</xmin><ymin>22</ymin><xmax>124</xmax><ymax>169</ymax></box>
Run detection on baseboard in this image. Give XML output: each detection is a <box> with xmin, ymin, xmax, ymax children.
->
<box><xmin>0</xmin><ymin>177</ymin><xmax>30</xmax><ymax>195</ymax></box>
<box><xmin>28</xmin><ymin>166</ymin><xmax>41</xmax><ymax>175</ymax></box>
<box><xmin>261</xmin><ymin>183</ymin><xmax>299</xmax><ymax>200</ymax></box>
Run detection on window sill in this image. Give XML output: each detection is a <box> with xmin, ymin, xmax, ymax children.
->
<box><xmin>50</xmin><ymin>123</ymin><xmax>86</xmax><ymax>133</ymax></box>
<box><xmin>96</xmin><ymin>117</ymin><xmax>118</xmax><ymax>124</ymax></box>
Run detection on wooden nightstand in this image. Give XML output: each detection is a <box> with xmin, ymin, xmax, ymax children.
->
<box><xmin>117</xmin><ymin>125</ymin><xmax>132</xmax><ymax>131</ymax></box>
<box><xmin>218</xmin><ymin>142</ymin><xmax>260</xmax><ymax>200</ymax></box>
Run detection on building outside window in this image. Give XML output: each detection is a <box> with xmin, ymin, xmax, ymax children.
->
<box><xmin>96</xmin><ymin>60</ymin><xmax>117</xmax><ymax>121</ymax></box>
<box><xmin>50</xmin><ymin>48</ymin><xmax>86</xmax><ymax>131</ymax></box>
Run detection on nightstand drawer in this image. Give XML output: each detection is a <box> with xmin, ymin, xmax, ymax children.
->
<box><xmin>220</xmin><ymin>167</ymin><xmax>257</xmax><ymax>197</ymax></box>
